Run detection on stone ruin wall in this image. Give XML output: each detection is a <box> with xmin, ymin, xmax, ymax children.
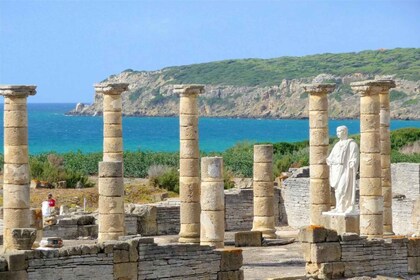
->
<box><xmin>282</xmin><ymin>163</ymin><xmax>420</xmax><ymax>235</ymax></box>
<box><xmin>0</xmin><ymin>236</ymin><xmax>243</xmax><ymax>280</ymax></box>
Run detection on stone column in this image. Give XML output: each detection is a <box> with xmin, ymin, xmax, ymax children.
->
<box><xmin>379</xmin><ymin>80</ymin><xmax>396</xmax><ymax>235</ymax></box>
<box><xmin>200</xmin><ymin>157</ymin><xmax>225</xmax><ymax>248</ymax></box>
<box><xmin>304</xmin><ymin>83</ymin><xmax>335</xmax><ymax>226</ymax></box>
<box><xmin>351</xmin><ymin>80</ymin><xmax>394</xmax><ymax>237</ymax></box>
<box><xmin>95</xmin><ymin>83</ymin><xmax>129</xmax><ymax>162</ymax></box>
<box><xmin>98</xmin><ymin>161</ymin><xmax>125</xmax><ymax>242</ymax></box>
<box><xmin>252</xmin><ymin>144</ymin><xmax>276</xmax><ymax>239</ymax></box>
<box><xmin>175</xmin><ymin>84</ymin><xmax>204</xmax><ymax>243</ymax></box>
<box><xmin>0</xmin><ymin>85</ymin><xmax>36</xmax><ymax>252</ymax></box>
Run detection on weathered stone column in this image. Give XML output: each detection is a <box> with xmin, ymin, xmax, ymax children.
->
<box><xmin>351</xmin><ymin>80</ymin><xmax>394</xmax><ymax>237</ymax></box>
<box><xmin>0</xmin><ymin>85</ymin><xmax>36</xmax><ymax>252</ymax></box>
<box><xmin>175</xmin><ymin>84</ymin><xmax>204</xmax><ymax>243</ymax></box>
<box><xmin>379</xmin><ymin>80</ymin><xmax>396</xmax><ymax>235</ymax></box>
<box><xmin>200</xmin><ymin>157</ymin><xmax>225</xmax><ymax>248</ymax></box>
<box><xmin>98</xmin><ymin>161</ymin><xmax>125</xmax><ymax>242</ymax></box>
<box><xmin>304</xmin><ymin>83</ymin><xmax>335</xmax><ymax>225</ymax></box>
<box><xmin>95</xmin><ymin>83</ymin><xmax>129</xmax><ymax>162</ymax></box>
<box><xmin>252</xmin><ymin>144</ymin><xmax>276</xmax><ymax>238</ymax></box>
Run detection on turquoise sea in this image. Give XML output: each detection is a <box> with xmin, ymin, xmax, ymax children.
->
<box><xmin>0</xmin><ymin>103</ymin><xmax>419</xmax><ymax>154</ymax></box>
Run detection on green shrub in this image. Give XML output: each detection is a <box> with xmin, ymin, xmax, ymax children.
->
<box><xmin>147</xmin><ymin>165</ymin><xmax>179</xmax><ymax>193</ymax></box>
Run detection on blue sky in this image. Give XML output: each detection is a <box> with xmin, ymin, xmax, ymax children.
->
<box><xmin>0</xmin><ymin>0</ymin><xmax>419</xmax><ymax>103</ymax></box>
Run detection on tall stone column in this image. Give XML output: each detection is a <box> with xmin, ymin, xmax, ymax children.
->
<box><xmin>200</xmin><ymin>157</ymin><xmax>225</xmax><ymax>248</ymax></box>
<box><xmin>304</xmin><ymin>83</ymin><xmax>335</xmax><ymax>225</ymax></box>
<box><xmin>98</xmin><ymin>161</ymin><xmax>125</xmax><ymax>242</ymax></box>
<box><xmin>0</xmin><ymin>85</ymin><xmax>36</xmax><ymax>252</ymax></box>
<box><xmin>351</xmin><ymin>80</ymin><xmax>394</xmax><ymax>237</ymax></box>
<box><xmin>95</xmin><ymin>83</ymin><xmax>129</xmax><ymax>162</ymax></box>
<box><xmin>252</xmin><ymin>144</ymin><xmax>276</xmax><ymax>238</ymax></box>
<box><xmin>175</xmin><ymin>84</ymin><xmax>204</xmax><ymax>243</ymax></box>
<box><xmin>379</xmin><ymin>80</ymin><xmax>396</xmax><ymax>235</ymax></box>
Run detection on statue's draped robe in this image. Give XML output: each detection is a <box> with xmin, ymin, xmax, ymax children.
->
<box><xmin>327</xmin><ymin>139</ymin><xmax>359</xmax><ymax>213</ymax></box>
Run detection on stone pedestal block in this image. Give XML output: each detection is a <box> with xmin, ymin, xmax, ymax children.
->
<box><xmin>322</xmin><ymin>212</ymin><xmax>360</xmax><ymax>235</ymax></box>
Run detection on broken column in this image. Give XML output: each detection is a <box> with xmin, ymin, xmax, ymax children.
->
<box><xmin>252</xmin><ymin>144</ymin><xmax>276</xmax><ymax>239</ymax></box>
<box><xmin>175</xmin><ymin>84</ymin><xmax>204</xmax><ymax>243</ymax></box>
<box><xmin>379</xmin><ymin>80</ymin><xmax>396</xmax><ymax>235</ymax></box>
<box><xmin>304</xmin><ymin>83</ymin><xmax>335</xmax><ymax>226</ymax></box>
<box><xmin>98</xmin><ymin>161</ymin><xmax>125</xmax><ymax>242</ymax></box>
<box><xmin>95</xmin><ymin>83</ymin><xmax>129</xmax><ymax>162</ymax></box>
<box><xmin>351</xmin><ymin>80</ymin><xmax>394</xmax><ymax>237</ymax></box>
<box><xmin>0</xmin><ymin>85</ymin><xmax>36</xmax><ymax>252</ymax></box>
<box><xmin>200</xmin><ymin>157</ymin><xmax>225</xmax><ymax>248</ymax></box>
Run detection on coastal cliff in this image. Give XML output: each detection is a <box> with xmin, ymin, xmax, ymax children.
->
<box><xmin>69</xmin><ymin>49</ymin><xmax>420</xmax><ymax>119</ymax></box>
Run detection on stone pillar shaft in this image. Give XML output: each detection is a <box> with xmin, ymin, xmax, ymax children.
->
<box><xmin>351</xmin><ymin>80</ymin><xmax>395</xmax><ymax>238</ymax></box>
<box><xmin>380</xmin><ymin>83</ymin><xmax>395</xmax><ymax>235</ymax></box>
<box><xmin>252</xmin><ymin>144</ymin><xmax>276</xmax><ymax>238</ymax></box>
<box><xmin>304</xmin><ymin>83</ymin><xmax>335</xmax><ymax>226</ymax></box>
<box><xmin>95</xmin><ymin>83</ymin><xmax>128</xmax><ymax>162</ymax></box>
<box><xmin>176</xmin><ymin>84</ymin><xmax>204</xmax><ymax>243</ymax></box>
<box><xmin>98</xmin><ymin>161</ymin><xmax>125</xmax><ymax>241</ymax></box>
<box><xmin>0</xmin><ymin>85</ymin><xmax>36</xmax><ymax>252</ymax></box>
<box><xmin>200</xmin><ymin>157</ymin><xmax>225</xmax><ymax>248</ymax></box>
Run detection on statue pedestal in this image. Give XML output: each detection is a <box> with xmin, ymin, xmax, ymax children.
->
<box><xmin>322</xmin><ymin>211</ymin><xmax>360</xmax><ymax>235</ymax></box>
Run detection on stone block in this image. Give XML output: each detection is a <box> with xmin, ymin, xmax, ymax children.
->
<box><xmin>98</xmin><ymin>178</ymin><xmax>124</xmax><ymax>196</ymax></box>
<box><xmin>360</xmin><ymin>114</ymin><xmax>380</xmax><ymax>132</ymax></box>
<box><xmin>103</xmin><ymin>152</ymin><xmax>123</xmax><ymax>162</ymax></box>
<box><xmin>360</xmin><ymin>196</ymin><xmax>384</xmax><ymax>215</ymax></box>
<box><xmin>201</xmin><ymin>182</ymin><xmax>224</xmax><ymax>211</ymax></box>
<box><xmin>359</xmin><ymin>153</ymin><xmax>381</xmax><ymax>178</ymax></box>
<box><xmin>98</xmin><ymin>161</ymin><xmax>123</xmax><ymax>177</ymax></box>
<box><xmin>360</xmin><ymin>95</ymin><xmax>380</xmax><ymax>114</ymax></box>
<box><xmin>3</xmin><ymin>164</ymin><xmax>30</xmax><ymax>185</ymax></box>
<box><xmin>310</xmin><ymin>164</ymin><xmax>329</xmax><ymax>179</ymax></box>
<box><xmin>99</xmin><ymin>196</ymin><xmax>124</xmax><ymax>214</ymax></box>
<box><xmin>201</xmin><ymin>157</ymin><xmax>224</xmax><ymax>181</ymax></box>
<box><xmin>114</xmin><ymin>262</ymin><xmax>138</xmax><ymax>280</ymax></box>
<box><xmin>113</xmin><ymin>249</ymin><xmax>129</xmax><ymax>263</ymax></box>
<box><xmin>4</xmin><ymin>127</ymin><xmax>28</xmax><ymax>146</ymax></box>
<box><xmin>253</xmin><ymin>162</ymin><xmax>273</xmax><ymax>182</ymax></box>
<box><xmin>2</xmin><ymin>184</ymin><xmax>30</xmax><ymax>209</ymax></box>
<box><xmin>103</xmin><ymin>124</ymin><xmax>122</xmax><ymax>137</ymax></box>
<box><xmin>179</xmin><ymin>223</ymin><xmax>200</xmax><ymax>238</ymax></box>
<box><xmin>179</xmin><ymin>158</ymin><xmax>199</xmax><ymax>177</ymax></box>
<box><xmin>217</xmin><ymin>248</ymin><xmax>243</xmax><ymax>271</ymax></box>
<box><xmin>4</xmin><ymin>110</ymin><xmax>27</xmax><ymax>128</ymax></box>
<box><xmin>309</xmin><ymin>110</ymin><xmax>328</xmax><ymax>129</ymax></box>
<box><xmin>360</xmin><ymin>132</ymin><xmax>381</xmax><ymax>153</ymax></box>
<box><xmin>103</xmin><ymin>111</ymin><xmax>122</xmax><ymax>124</ymax></box>
<box><xmin>4</xmin><ymin>146</ymin><xmax>28</xmax><ymax>164</ymax></box>
<box><xmin>3</xmin><ymin>209</ymin><xmax>30</xmax><ymax>228</ymax></box>
<box><xmin>302</xmin><ymin>242</ymin><xmax>312</xmax><ymax>262</ymax></box>
<box><xmin>380</xmin><ymin>139</ymin><xmax>391</xmax><ymax>155</ymax></box>
<box><xmin>310</xmin><ymin>129</ymin><xmax>329</xmax><ymax>146</ymax></box>
<box><xmin>201</xmin><ymin>210</ymin><xmax>224</xmax><ymax>242</ymax></box>
<box><xmin>235</xmin><ymin>231</ymin><xmax>262</xmax><ymax>247</ymax></box>
<box><xmin>180</xmin><ymin>139</ymin><xmax>199</xmax><ymax>157</ymax></box>
<box><xmin>253</xmin><ymin>196</ymin><xmax>274</xmax><ymax>216</ymax></box>
<box><xmin>98</xmin><ymin>213</ymin><xmax>125</xmax><ymax>233</ymax></box>
<box><xmin>180</xmin><ymin>126</ymin><xmax>198</xmax><ymax>141</ymax></box>
<box><xmin>103</xmin><ymin>137</ymin><xmax>123</xmax><ymax>153</ymax></box>
<box><xmin>310</xmin><ymin>204</ymin><xmax>330</xmax><ymax>226</ymax></box>
<box><xmin>298</xmin><ymin>226</ymin><xmax>327</xmax><ymax>243</ymax></box>
<box><xmin>251</xmin><ymin>216</ymin><xmax>275</xmax><ymax>234</ymax></box>
<box><xmin>253</xmin><ymin>181</ymin><xmax>274</xmax><ymax>197</ymax></box>
<box><xmin>180</xmin><ymin>96</ymin><xmax>198</xmax><ymax>115</ymax></box>
<box><xmin>408</xmin><ymin>238</ymin><xmax>420</xmax><ymax>257</ymax></box>
<box><xmin>180</xmin><ymin>202</ymin><xmax>200</xmax><ymax>224</ymax></box>
<box><xmin>359</xmin><ymin>178</ymin><xmax>382</xmax><ymax>196</ymax></box>
<box><xmin>179</xmin><ymin>177</ymin><xmax>200</xmax><ymax>202</ymax></box>
<box><xmin>98</xmin><ymin>232</ymin><xmax>124</xmax><ymax>242</ymax></box>
<box><xmin>309</xmin><ymin>145</ymin><xmax>328</xmax><ymax>165</ymax></box>
<box><xmin>381</xmin><ymin>154</ymin><xmax>391</xmax><ymax>169</ymax></box>
<box><xmin>254</xmin><ymin>145</ymin><xmax>273</xmax><ymax>163</ymax></box>
<box><xmin>408</xmin><ymin>256</ymin><xmax>420</xmax><ymax>274</ymax></box>
<box><xmin>217</xmin><ymin>270</ymin><xmax>244</xmax><ymax>280</ymax></box>
<box><xmin>180</xmin><ymin>114</ymin><xmax>198</xmax><ymax>127</ymax></box>
<box><xmin>0</xmin><ymin>270</ymin><xmax>28</xmax><ymax>280</ymax></box>
<box><xmin>360</xmin><ymin>214</ymin><xmax>383</xmax><ymax>237</ymax></box>
<box><xmin>103</xmin><ymin>94</ymin><xmax>122</xmax><ymax>112</ymax></box>
<box><xmin>309</xmin><ymin>94</ymin><xmax>328</xmax><ymax>111</ymax></box>
<box><xmin>322</xmin><ymin>212</ymin><xmax>360</xmax><ymax>235</ymax></box>
<box><xmin>6</xmin><ymin>252</ymin><xmax>27</xmax><ymax>271</ymax></box>
<box><xmin>310</xmin><ymin>179</ymin><xmax>330</xmax><ymax>205</ymax></box>
<box><xmin>310</xmin><ymin>242</ymin><xmax>341</xmax><ymax>263</ymax></box>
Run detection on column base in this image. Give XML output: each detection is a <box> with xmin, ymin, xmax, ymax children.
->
<box><xmin>322</xmin><ymin>211</ymin><xmax>360</xmax><ymax>235</ymax></box>
<box><xmin>251</xmin><ymin>228</ymin><xmax>277</xmax><ymax>239</ymax></box>
<box><xmin>178</xmin><ymin>237</ymin><xmax>200</xmax><ymax>244</ymax></box>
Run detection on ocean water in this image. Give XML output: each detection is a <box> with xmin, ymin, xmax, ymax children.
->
<box><xmin>0</xmin><ymin>103</ymin><xmax>419</xmax><ymax>154</ymax></box>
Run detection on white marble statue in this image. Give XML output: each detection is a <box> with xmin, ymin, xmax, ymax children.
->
<box><xmin>326</xmin><ymin>126</ymin><xmax>359</xmax><ymax>214</ymax></box>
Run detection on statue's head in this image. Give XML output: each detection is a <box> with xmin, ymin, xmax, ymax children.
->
<box><xmin>336</xmin><ymin>125</ymin><xmax>348</xmax><ymax>140</ymax></box>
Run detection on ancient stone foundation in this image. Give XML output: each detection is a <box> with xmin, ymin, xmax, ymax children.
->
<box><xmin>175</xmin><ymin>84</ymin><xmax>204</xmax><ymax>243</ymax></box>
<box><xmin>95</xmin><ymin>83</ymin><xmax>129</xmax><ymax>162</ymax></box>
<box><xmin>98</xmin><ymin>161</ymin><xmax>125</xmax><ymax>242</ymax></box>
<box><xmin>300</xmin><ymin>226</ymin><xmax>420</xmax><ymax>279</ymax></box>
<box><xmin>304</xmin><ymin>83</ymin><xmax>335</xmax><ymax>225</ymax></box>
<box><xmin>200</xmin><ymin>157</ymin><xmax>225</xmax><ymax>248</ymax></box>
<box><xmin>0</xmin><ymin>85</ymin><xmax>36</xmax><ymax>252</ymax></box>
<box><xmin>0</xmin><ymin>237</ymin><xmax>244</xmax><ymax>280</ymax></box>
<box><xmin>252</xmin><ymin>144</ymin><xmax>276</xmax><ymax>238</ymax></box>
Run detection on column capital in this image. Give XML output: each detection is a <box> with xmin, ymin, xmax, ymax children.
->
<box><xmin>94</xmin><ymin>83</ymin><xmax>129</xmax><ymax>95</ymax></box>
<box><xmin>0</xmin><ymin>85</ymin><xmax>37</xmax><ymax>97</ymax></box>
<box><xmin>174</xmin><ymin>84</ymin><xmax>204</xmax><ymax>96</ymax></box>
<box><xmin>302</xmin><ymin>83</ymin><xmax>335</xmax><ymax>95</ymax></box>
<box><xmin>351</xmin><ymin>80</ymin><xmax>395</xmax><ymax>96</ymax></box>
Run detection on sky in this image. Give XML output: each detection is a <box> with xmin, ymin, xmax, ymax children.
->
<box><xmin>0</xmin><ymin>0</ymin><xmax>419</xmax><ymax>103</ymax></box>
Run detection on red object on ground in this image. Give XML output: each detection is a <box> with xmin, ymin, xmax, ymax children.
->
<box><xmin>48</xmin><ymin>199</ymin><xmax>56</xmax><ymax>207</ymax></box>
